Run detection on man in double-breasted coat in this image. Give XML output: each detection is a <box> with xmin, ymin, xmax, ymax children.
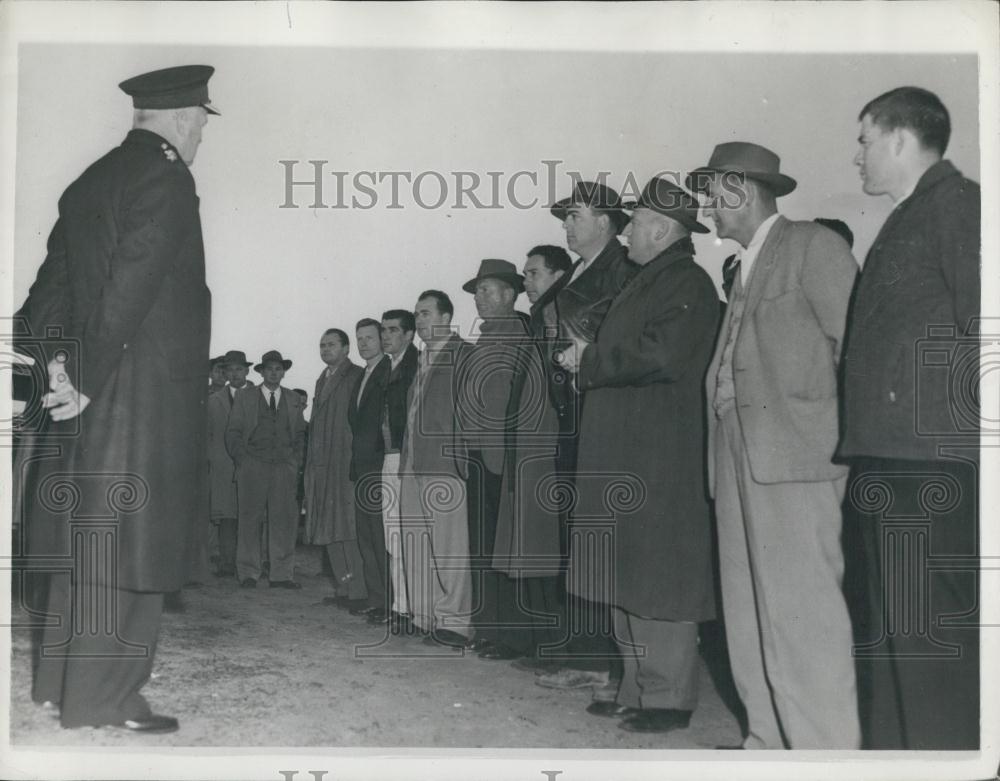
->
<box><xmin>15</xmin><ymin>65</ymin><xmax>218</xmax><ymax>733</ymax></box>
<box><xmin>688</xmin><ymin>142</ymin><xmax>860</xmax><ymax>749</ymax></box>
<box><xmin>560</xmin><ymin>178</ymin><xmax>718</xmax><ymax>734</ymax></box>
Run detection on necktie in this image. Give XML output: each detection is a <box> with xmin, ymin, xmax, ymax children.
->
<box><xmin>269</xmin><ymin>391</ymin><xmax>276</xmax><ymax>412</ymax></box>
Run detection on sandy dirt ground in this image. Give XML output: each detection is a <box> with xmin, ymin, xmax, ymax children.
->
<box><xmin>8</xmin><ymin>545</ymin><xmax>743</xmax><ymax>750</ymax></box>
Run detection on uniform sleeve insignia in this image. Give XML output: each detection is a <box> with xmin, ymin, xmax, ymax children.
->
<box><xmin>160</xmin><ymin>142</ymin><xmax>178</xmax><ymax>162</ymax></box>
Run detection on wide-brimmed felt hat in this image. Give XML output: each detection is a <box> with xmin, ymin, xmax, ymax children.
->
<box><xmin>622</xmin><ymin>177</ymin><xmax>710</xmax><ymax>234</ymax></box>
<box><xmin>549</xmin><ymin>180</ymin><xmax>628</xmax><ymax>233</ymax></box>
<box><xmin>462</xmin><ymin>258</ymin><xmax>525</xmax><ymax>294</ymax></box>
<box><xmin>210</xmin><ymin>354</ymin><xmax>227</xmax><ymax>368</ymax></box>
<box><xmin>686</xmin><ymin>142</ymin><xmax>797</xmax><ymax>197</ymax></box>
<box><xmin>254</xmin><ymin>350</ymin><xmax>292</xmax><ymax>373</ymax></box>
<box><xmin>223</xmin><ymin>349</ymin><xmax>252</xmax><ymax>367</ymax></box>
<box><xmin>119</xmin><ymin>64</ymin><xmax>220</xmax><ymax>115</ymax></box>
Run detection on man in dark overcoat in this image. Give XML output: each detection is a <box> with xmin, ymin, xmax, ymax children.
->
<box><xmin>560</xmin><ymin>178</ymin><xmax>719</xmax><ymax>735</ymax></box>
<box><xmin>536</xmin><ymin>181</ymin><xmax>637</xmax><ymax>697</ymax></box>
<box><xmin>15</xmin><ymin>65</ymin><xmax>218</xmax><ymax>733</ymax></box>
<box><xmin>839</xmin><ymin>87</ymin><xmax>980</xmax><ymax>750</ymax></box>
<box><xmin>493</xmin><ymin>246</ymin><xmax>573</xmax><ymax>671</ymax></box>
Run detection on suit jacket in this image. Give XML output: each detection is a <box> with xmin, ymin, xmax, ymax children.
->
<box><xmin>14</xmin><ymin>128</ymin><xmax>211</xmax><ymax>592</ymax></box>
<box><xmin>225</xmin><ymin>384</ymin><xmax>307</xmax><ymax>470</ymax></box>
<box><xmin>839</xmin><ymin>160</ymin><xmax>980</xmax><ymax>460</ymax></box>
<box><xmin>304</xmin><ymin>360</ymin><xmax>364</xmax><ymax>543</ymax></box>
<box><xmin>383</xmin><ymin>344</ymin><xmax>419</xmax><ymax>453</ymax></box>
<box><xmin>400</xmin><ymin>332</ymin><xmax>469</xmax><ymax>479</ymax></box>
<box><xmin>705</xmin><ymin>216</ymin><xmax>857</xmax><ymax>490</ymax></box>
<box><xmin>347</xmin><ymin>356</ymin><xmax>391</xmax><ymax>481</ymax></box>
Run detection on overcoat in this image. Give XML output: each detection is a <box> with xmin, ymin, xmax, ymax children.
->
<box><xmin>302</xmin><ymin>361</ymin><xmax>364</xmax><ymax>544</ymax></box>
<box><xmin>207</xmin><ymin>389</ymin><xmax>237</xmax><ymax>519</ymax></box>
<box><xmin>566</xmin><ymin>238</ymin><xmax>719</xmax><ymax>621</ymax></box>
<box><xmin>15</xmin><ymin>128</ymin><xmax>211</xmax><ymax>592</ymax></box>
<box><xmin>492</xmin><ymin>294</ymin><xmax>564</xmax><ymax>577</ymax></box>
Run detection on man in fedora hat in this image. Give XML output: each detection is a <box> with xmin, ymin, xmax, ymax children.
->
<box><xmin>226</xmin><ymin>350</ymin><xmax>307</xmax><ymax>589</ymax></box>
<box><xmin>223</xmin><ymin>349</ymin><xmax>255</xmax><ymax>395</ymax></box>
<box><xmin>558</xmin><ymin>177</ymin><xmax>719</xmax><ymax>734</ymax></box>
<box><xmin>209</xmin><ymin>355</ymin><xmax>228</xmax><ymax>394</ymax></box>
<box><xmin>15</xmin><ymin>64</ymin><xmax>218</xmax><ymax>733</ymax></box>
<box><xmin>206</xmin><ymin>349</ymin><xmax>256</xmax><ymax>578</ymax></box>
<box><xmin>687</xmin><ymin>142</ymin><xmax>860</xmax><ymax>748</ymax></box>
<box><xmin>839</xmin><ymin>87</ymin><xmax>980</xmax><ymax>750</ymax></box>
<box><xmin>536</xmin><ymin>181</ymin><xmax>636</xmax><ymax>697</ymax></box>
<box><xmin>457</xmin><ymin>259</ymin><xmax>532</xmax><ymax>659</ymax></box>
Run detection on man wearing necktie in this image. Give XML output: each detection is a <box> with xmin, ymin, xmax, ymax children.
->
<box><xmin>688</xmin><ymin>142</ymin><xmax>860</xmax><ymax>749</ymax></box>
<box><xmin>226</xmin><ymin>350</ymin><xmax>307</xmax><ymax>589</ymax></box>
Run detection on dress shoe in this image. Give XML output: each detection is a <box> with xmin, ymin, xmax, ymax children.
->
<box><xmin>422</xmin><ymin>628</ymin><xmax>467</xmax><ymax>648</ymax></box>
<box><xmin>619</xmin><ymin>708</ymin><xmax>692</xmax><ymax>734</ymax></box>
<box><xmin>111</xmin><ymin>714</ymin><xmax>179</xmax><ymax>734</ymax></box>
<box><xmin>240</xmin><ymin>577</ymin><xmax>256</xmax><ymax>588</ymax></box>
<box><xmin>715</xmin><ymin>744</ymin><xmax>744</xmax><ymax>750</ymax></box>
<box><xmin>269</xmin><ymin>580</ymin><xmax>302</xmax><ymax>590</ymax></box>
<box><xmin>463</xmin><ymin>636</ymin><xmax>491</xmax><ymax>652</ymax></box>
<box><xmin>536</xmin><ymin>668</ymin><xmax>610</xmax><ymax>690</ymax></box>
<box><xmin>366</xmin><ymin>608</ymin><xmax>389</xmax><ymax>624</ymax></box>
<box><xmin>510</xmin><ymin>657</ymin><xmax>562</xmax><ymax>675</ymax></box>
<box><xmin>478</xmin><ymin>643</ymin><xmax>521</xmax><ymax>660</ymax></box>
<box><xmin>349</xmin><ymin>604</ymin><xmax>377</xmax><ymax>616</ymax></box>
<box><xmin>38</xmin><ymin>700</ymin><xmax>60</xmax><ymax>719</ymax></box>
<box><xmin>586</xmin><ymin>701</ymin><xmax>639</xmax><ymax>718</ymax></box>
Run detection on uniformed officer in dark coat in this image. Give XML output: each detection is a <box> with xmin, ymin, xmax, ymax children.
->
<box><xmin>14</xmin><ymin>65</ymin><xmax>218</xmax><ymax>733</ymax></box>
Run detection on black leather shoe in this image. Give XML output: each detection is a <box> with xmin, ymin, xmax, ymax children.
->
<box><xmin>240</xmin><ymin>577</ymin><xmax>256</xmax><ymax>588</ymax></box>
<box><xmin>586</xmin><ymin>701</ymin><xmax>639</xmax><ymax>718</ymax></box>
<box><xmin>269</xmin><ymin>580</ymin><xmax>302</xmax><ymax>590</ymax></box>
<box><xmin>423</xmin><ymin>629</ymin><xmax>467</xmax><ymax>648</ymax></box>
<box><xmin>463</xmin><ymin>636</ymin><xmax>491</xmax><ymax>652</ymax></box>
<box><xmin>366</xmin><ymin>608</ymin><xmax>389</xmax><ymax>624</ymax></box>
<box><xmin>619</xmin><ymin>708</ymin><xmax>692</xmax><ymax>734</ymax></box>
<box><xmin>112</xmin><ymin>714</ymin><xmax>179</xmax><ymax>734</ymax></box>
<box><xmin>349</xmin><ymin>604</ymin><xmax>377</xmax><ymax>616</ymax></box>
<box><xmin>478</xmin><ymin>643</ymin><xmax>521</xmax><ymax>660</ymax></box>
<box><xmin>715</xmin><ymin>744</ymin><xmax>744</xmax><ymax>750</ymax></box>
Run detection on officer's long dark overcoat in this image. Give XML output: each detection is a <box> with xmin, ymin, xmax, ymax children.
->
<box><xmin>16</xmin><ymin>128</ymin><xmax>211</xmax><ymax>592</ymax></box>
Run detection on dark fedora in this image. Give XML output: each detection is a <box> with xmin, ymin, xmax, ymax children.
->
<box><xmin>549</xmin><ymin>180</ymin><xmax>628</xmax><ymax>233</ymax></box>
<box><xmin>462</xmin><ymin>258</ymin><xmax>525</xmax><ymax>294</ymax></box>
<box><xmin>686</xmin><ymin>142</ymin><xmax>797</xmax><ymax>197</ymax></box>
<box><xmin>210</xmin><ymin>354</ymin><xmax>227</xmax><ymax>367</ymax></box>
<box><xmin>623</xmin><ymin>177</ymin><xmax>709</xmax><ymax>234</ymax></box>
<box><xmin>119</xmin><ymin>64</ymin><xmax>220</xmax><ymax>115</ymax></box>
<box><xmin>223</xmin><ymin>349</ymin><xmax>252</xmax><ymax>367</ymax></box>
<box><xmin>254</xmin><ymin>350</ymin><xmax>292</xmax><ymax>373</ymax></box>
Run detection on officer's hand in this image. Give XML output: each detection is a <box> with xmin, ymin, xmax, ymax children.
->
<box><xmin>42</xmin><ymin>356</ymin><xmax>91</xmax><ymax>421</ymax></box>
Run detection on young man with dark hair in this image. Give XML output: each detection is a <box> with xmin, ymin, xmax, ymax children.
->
<box><xmin>303</xmin><ymin>328</ymin><xmax>366</xmax><ymax>606</ymax></box>
<box><xmin>840</xmin><ymin>86</ymin><xmax>980</xmax><ymax>750</ymax></box>
<box><xmin>372</xmin><ymin>308</ymin><xmax>420</xmax><ymax>629</ymax></box>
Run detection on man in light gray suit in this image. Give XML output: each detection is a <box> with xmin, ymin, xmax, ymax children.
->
<box><xmin>688</xmin><ymin>143</ymin><xmax>860</xmax><ymax>749</ymax></box>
